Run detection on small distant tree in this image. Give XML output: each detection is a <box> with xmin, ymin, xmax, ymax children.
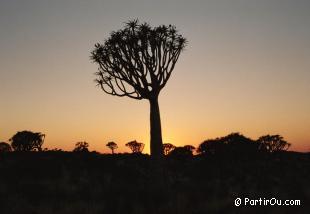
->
<box><xmin>257</xmin><ymin>135</ymin><xmax>290</xmax><ymax>153</ymax></box>
<box><xmin>0</xmin><ymin>142</ymin><xmax>12</xmax><ymax>152</ymax></box>
<box><xmin>73</xmin><ymin>141</ymin><xmax>89</xmax><ymax>152</ymax></box>
<box><xmin>10</xmin><ymin>131</ymin><xmax>45</xmax><ymax>151</ymax></box>
<box><xmin>163</xmin><ymin>143</ymin><xmax>176</xmax><ymax>155</ymax></box>
<box><xmin>125</xmin><ymin>140</ymin><xmax>144</xmax><ymax>153</ymax></box>
<box><xmin>106</xmin><ymin>141</ymin><xmax>118</xmax><ymax>154</ymax></box>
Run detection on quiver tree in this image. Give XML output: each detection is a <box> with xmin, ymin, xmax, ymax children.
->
<box><xmin>10</xmin><ymin>131</ymin><xmax>45</xmax><ymax>151</ymax></box>
<box><xmin>126</xmin><ymin>140</ymin><xmax>145</xmax><ymax>154</ymax></box>
<box><xmin>106</xmin><ymin>141</ymin><xmax>118</xmax><ymax>154</ymax></box>
<box><xmin>91</xmin><ymin>20</ymin><xmax>187</xmax><ymax>158</ymax></box>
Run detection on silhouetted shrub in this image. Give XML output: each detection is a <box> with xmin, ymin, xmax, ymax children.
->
<box><xmin>73</xmin><ymin>142</ymin><xmax>89</xmax><ymax>152</ymax></box>
<box><xmin>106</xmin><ymin>141</ymin><xmax>118</xmax><ymax>154</ymax></box>
<box><xmin>163</xmin><ymin>143</ymin><xmax>176</xmax><ymax>155</ymax></box>
<box><xmin>197</xmin><ymin>138</ymin><xmax>223</xmax><ymax>155</ymax></box>
<box><xmin>9</xmin><ymin>130</ymin><xmax>45</xmax><ymax>151</ymax></box>
<box><xmin>0</xmin><ymin>142</ymin><xmax>12</xmax><ymax>152</ymax></box>
<box><xmin>125</xmin><ymin>140</ymin><xmax>144</xmax><ymax>153</ymax></box>
<box><xmin>257</xmin><ymin>134</ymin><xmax>290</xmax><ymax>153</ymax></box>
<box><xmin>44</xmin><ymin>148</ymin><xmax>63</xmax><ymax>152</ymax></box>
<box><xmin>220</xmin><ymin>133</ymin><xmax>259</xmax><ymax>155</ymax></box>
<box><xmin>183</xmin><ymin>145</ymin><xmax>195</xmax><ymax>153</ymax></box>
<box><xmin>197</xmin><ymin>133</ymin><xmax>260</xmax><ymax>158</ymax></box>
<box><xmin>169</xmin><ymin>145</ymin><xmax>195</xmax><ymax>158</ymax></box>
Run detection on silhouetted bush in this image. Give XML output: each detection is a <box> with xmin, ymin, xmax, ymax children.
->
<box><xmin>163</xmin><ymin>143</ymin><xmax>176</xmax><ymax>155</ymax></box>
<box><xmin>9</xmin><ymin>130</ymin><xmax>45</xmax><ymax>151</ymax></box>
<box><xmin>197</xmin><ymin>138</ymin><xmax>223</xmax><ymax>155</ymax></box>
<box><xmin>43</xmin><ymin>148</ymin><xmax>63</xmax><ymax>152</ymax></box>
<box><xmin>0</xmin><ymin>142</ymin><xmax>12</xmax><ymax>152</ymax></box>
<box><xmin>183</xmin><ymin>145</ymin><xmax>195</xmax><ymax>153</ymax></box>
<box><xmin>73</xmin><ymin>142</ymin><xmax>89</xmax><ymax>152</ymax></box>
<box><xmin>197</xmin><ymin>133</ymin><xmax>260</xmax><ymax>158</ymax></box>
<box><xmin>169</xmin><ymin>145</ymin><xmax>195</xmax><ymax>158</ymax></box>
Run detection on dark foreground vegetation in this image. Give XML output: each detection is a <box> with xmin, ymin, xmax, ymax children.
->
<box><xmin>0</xmin><ymin>151</ymin><xmax>309</xmax><ymax>214</ymax></box>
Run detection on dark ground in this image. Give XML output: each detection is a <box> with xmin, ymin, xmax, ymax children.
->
<box><xmin>0</xmin><ymin>151</ymin><xmax>309</xmax><ymax>214</ymax></box>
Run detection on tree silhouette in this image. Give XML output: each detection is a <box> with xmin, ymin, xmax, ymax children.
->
<box><xmin>197</xmin><ymin>133</ymin><xmax>260</xmax><ymax>157</ymax></box>
<box><xmin>0</xmin><ymin>142</ymin><xmax>12</xmax><ymax>152</ymax></box>
<box><xmin>9</xmin><ymin>131</ymin><xmax>45</xmax><ymax>151</ymax></box>
<box><xmin>106</xmin><ymin>141</ymin><xmax>118</xmax><ymax>154</ymax></box>
<box><xmin>163</xmin><ymin>143</ymin><xmax>176</xmax><ymax>155</ymax></box>
<box><xmin>73</xmin><ymin>142</ymin><xmax>89</xmax><ymax>152</ymax></box>
<box><xmin>257</xmin><ymin>135</ymin><xmax>290</xmax><ymax>153</ymax></box>
<box><xmin>125</xmin><ymin>140</ymin><xmax>145</xmax><ymax>154</ymax></box>
<box><xmin>91</xmin><ymin>20</ymin><xmax>187</xmax><ymax>158</ymax></box>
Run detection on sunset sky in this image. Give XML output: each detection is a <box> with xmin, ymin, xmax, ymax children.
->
<box><xmin>1</xmin><ymin>0</ymin><xmax>309</xmax><ymax>153</ymax></box>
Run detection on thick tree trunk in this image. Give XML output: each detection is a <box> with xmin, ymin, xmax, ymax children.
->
<box><xmin>149</xmin><ymin>97</ymin><xmax>164</xmax><ymax>158</ymax></box>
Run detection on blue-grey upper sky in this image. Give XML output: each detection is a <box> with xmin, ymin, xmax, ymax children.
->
<box><xmin>1</xmin><ymin>0</ymin><xmax>310</xmax><ymax>152</ymax></box>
